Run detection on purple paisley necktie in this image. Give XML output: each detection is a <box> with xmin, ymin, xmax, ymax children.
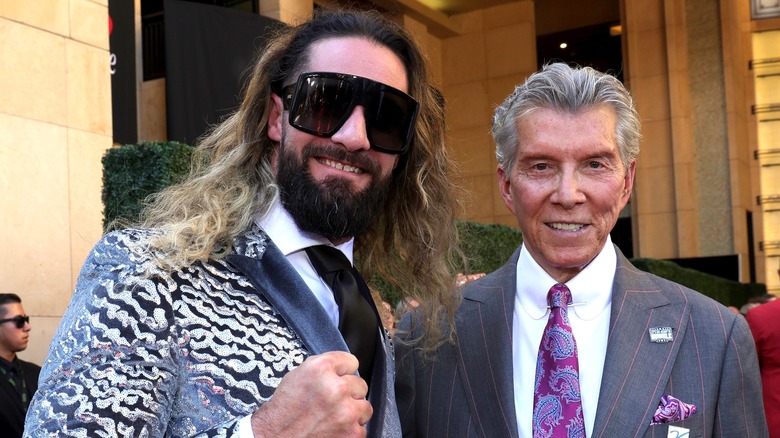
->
<box><xmin>532</xmin><ymin>283</ymin><xmax>586</xmax><ymax>438</ymax></box>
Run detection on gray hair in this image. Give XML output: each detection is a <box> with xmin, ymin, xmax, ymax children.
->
<box><xmin>492</xmin><ymin>63</ymin><xmax>641</xmax><ymax>175</ymax></box>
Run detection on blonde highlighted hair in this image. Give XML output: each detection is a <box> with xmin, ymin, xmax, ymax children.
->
<box><xmin>133</xmin><ymin>9</ymin><xmax>464</xmax><ymax>352</ymax></box>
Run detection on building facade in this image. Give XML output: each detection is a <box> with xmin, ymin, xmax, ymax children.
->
<box><xmin>2</xmin><ymin>0</ymin><xmax>779</xmax><ymax>365</ymax></box>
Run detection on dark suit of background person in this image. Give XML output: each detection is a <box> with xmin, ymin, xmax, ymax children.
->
<box><xmin>395</xmin><ymin>63</ymin><xmax>768</xmax><ymax>438</ymax></box>
<box><xmin>0</xmin><ymin>293</ymin><xmax>40</xmax><ymax>438</ymax></box>
<box><xmin>24</xmin><ymin>10</ymin><xmax>462</xmax><ymax>438</ymax></box>
<box><xmin>747</xmin><ymin>297</ymin><xmax>780</xmax><ymax>437</ymax></box>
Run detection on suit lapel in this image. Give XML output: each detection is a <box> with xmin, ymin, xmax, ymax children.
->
<box><xmin>367</xmin><ymin>329</ymin><xmax>398</xmax><ymax>437</ymax></box>
<box><xmin>592</xmin><ymin>249</ymin><xmax>691</xmax><ymax>437</ymax></box>
<box><xmin>455</xmin><ymin>249</ymin><xmax>520</xmax><ymax>438</ymax></box>
<box><xmin>227</xmin><ymin>228</ymin><xmax>397</xmax><ymax>436</ymax></box>
<box><xmin>226</xmin><ymin>232</ymin><xmax>347</xmax><ymax>355</ymax></box>
<box><xmin>0</xmin><ymin>372</ymin><xmax>25</xmax><ymax>417</ymax></box>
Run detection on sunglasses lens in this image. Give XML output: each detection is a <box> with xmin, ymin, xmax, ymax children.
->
<box><xmin>291</xmin><ymin>77</ymin><xmax>354</xmax><ymax>135</ymax></box>
<box><xmin>366</xmin><ymin>90</ymin><xmax>416</xmax><ymax>153</ymax></box>
<box><xmin>287</xmin><ymin>73</ymin><xmax>418</xmax><ymax>154</ymax></box>
<box><xmin>15</xmin><ymin>316</ymin><xmax>28</xmax><ymax>328</ymax></box>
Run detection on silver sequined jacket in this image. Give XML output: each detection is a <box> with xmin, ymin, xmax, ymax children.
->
<box><xmin>24</xmin><ymin>226</ymin><xmax>400</xmax><ymax>437</ymax></box>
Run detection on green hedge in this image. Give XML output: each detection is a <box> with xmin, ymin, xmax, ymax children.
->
<box><xmin>102</xmin><ymin>141</ymin><xmax>193</xmax><ymax>228</ymax></box>
<box><xmin>100</xmin><ymin>141</ymin><xmax>765</xmax><ymax>308</ymax></box>
<box><xmin>457</xmin><ymin>221</ymin><xmax>522</xmax><ymax>275</ymax></box>
<box><xmin>450</xmin><ymin>221</ymin><xmax>764</xmax><ymax>308</ymax></box>
<box><xmin>368</xmin><ymin>221</ymin><xmax>523</xmax><ymax>306</ymax></box>
<box><xmin>630</xmin><ymin>258</ymin><xmax>765</xmax><ymax>308</ymax></box>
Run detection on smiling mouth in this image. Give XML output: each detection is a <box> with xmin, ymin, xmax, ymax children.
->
<box><xmin>548</xmin><ymin>222</ymin><xmax>586</xmax><ymax>231</ymax></box>
<box><xmin>320</xmin><ymin>158</ymin><xmax>363</xmax><ymax>174</ymax></box>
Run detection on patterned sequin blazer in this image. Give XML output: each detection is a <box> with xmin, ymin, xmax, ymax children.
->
<box><xmin>25</xmin><ymin>225</ymin><xmax>400</xmax><ymax>437</ymax></box>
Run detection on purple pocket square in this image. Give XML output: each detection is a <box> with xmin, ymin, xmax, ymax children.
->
<box><xmin>651</xmin><ymin>394</ymin><xmax>697</xmax><ymax>425</ymax></box>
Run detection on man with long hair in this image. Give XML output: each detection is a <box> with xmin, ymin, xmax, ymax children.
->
<box><xmin>26</xmin><ymin>9</ymin><xmax>461</xmax><ymax>437</ymax></box>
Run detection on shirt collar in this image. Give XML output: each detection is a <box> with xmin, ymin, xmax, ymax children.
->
<box><xmin>517</xmin><ymin>235</ymin><xmax>616</xmax><ymax>321</ymax></box>
<box><xmin>0</xmin><ymin>355</ymin><xmax>18</xmax><ymax>372</ymax></box>
<box><xmin>255</xmin><ymin>199</ymin><xmax>355</xmax><ymax>263</ymax></box>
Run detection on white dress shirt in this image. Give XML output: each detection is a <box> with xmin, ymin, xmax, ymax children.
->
<box><xmin>256</xmin><ymin>199</ymin><xmax>356</xmax><ymax>327</ymax></box>
<box><xmin>238</xmin><ymin>199</ymin><xmax>355</xmax><ymax>436</ymax></box>
<box><xmin>512</xmin><ymin>236</ymin><xmax>616</xmax><ymax>438</ymax></box>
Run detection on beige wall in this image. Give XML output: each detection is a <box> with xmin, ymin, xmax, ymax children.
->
<box><xmin>752</xmin><ymin>27</ymin><xmax>780</xmax><ymax>293</ymax></box>
<box><xmin>623</xmin><ymin>0</ymin><xmax>766</xmax><ymax>283</ymax></box>
<box><xmin>0</xmin><ymin>0</ymin><xmax>112</xmax><ymax>365</ymax></box>
<box><xmin>443</xmin><ymin>1</ymin><xmax>537</xmax><ymax>227</ymax></box>
<box><xmin>139</xmin><ymin>78</ymin><xmax>167</xmax><ymax>142</ymax></box>
<box><xmin>720</xmin><ymin>0</ymin><xmax>759</xmax><ymax>285</ymax></box>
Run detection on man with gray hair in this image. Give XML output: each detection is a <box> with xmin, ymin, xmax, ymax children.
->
<box><xmin>395</xmin><ymin>63</ymin><xmax>768</xmax><ymax>437</ymax></box>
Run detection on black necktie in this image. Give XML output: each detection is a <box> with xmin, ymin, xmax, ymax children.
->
<box><xmin>0</xmin><ymin>360</ymin><xmax>29</xmax><ymax>408</ymax></box>
<box><xmin>305</xmin><ymin>245</ymin><xmax>378</xmax><ymax>387</ymax></box>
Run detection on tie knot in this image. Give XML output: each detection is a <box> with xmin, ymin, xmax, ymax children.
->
<box><xmin>547</xmin><ymin>283</ymin><xmax>572</xmax><ymax>309</ymax></box>
<box><xmin>305</xmin><ymin>245</ymin><xmax>351</xmax><ymax>276</ymax></box>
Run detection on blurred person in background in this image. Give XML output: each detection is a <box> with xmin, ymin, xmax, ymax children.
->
<box><xmin>746</xmin><ymin>294</ymin><xmax>780</xmax><ymax>437</ymax></box>
<box><xmin>0</xmin><ymin>293</ymin><xmax>40</xmax><ymax>438</ymax></box>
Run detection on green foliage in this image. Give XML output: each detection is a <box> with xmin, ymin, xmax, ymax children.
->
<box><xmin>630</xmin><ymin>257</ymin><xmax>765</xmax><ymax>307</ymax></box>
<box><xmin>369</xmin><ymin>221</ymin><xmax>522</xmax><ymax>306</ymax></box>
<box><xmin>101</xmin><ymin>141</ymin><xmax>193</xmax><ymax>229</ymax></box>
<box><xmin>457</xmin><ymin>221</ymin><xmax>522</xmax><ymax>275</ymax></box>
<box><xmin>100</xmin><ymin>145</ymin><xmax>765</xmax><ymax>309</ymax></box>
<box><xmin>371</xmin><ymin>276</ymin><xmax>402</xmax><ymax>308</ymax></box>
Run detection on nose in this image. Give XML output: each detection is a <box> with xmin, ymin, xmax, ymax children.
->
<box><xmin>23</xmin><ymin>320</ymin><xmax>31</xmax><ymax>332</ymax></box>
<box><xmin>551</xmin><ymin>169</ymin><xmax>586</xmax><ymax>209</ymax></box>
<box><xmin>329</xmin><ymin>105</ymin><xmax>371</xmax><ymax>152</ymax></box>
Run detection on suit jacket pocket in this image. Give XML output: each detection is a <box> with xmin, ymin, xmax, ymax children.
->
<box><xmin>644</xmin><ymin>414</ymin><xmax>702</xmax><ymax>438</ymax></box>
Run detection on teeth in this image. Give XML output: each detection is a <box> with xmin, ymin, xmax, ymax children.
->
<box><xmin>549</xmin><ymin>223</ymin><xmax>584</xmax><ymax>231</ymax></box>
<box><xmin>323</xmin><ymin>159</ymin><xmax>361</xmax><ymax>174</ymax></box>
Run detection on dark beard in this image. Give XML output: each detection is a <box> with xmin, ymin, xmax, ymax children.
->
<box><xmin>276</xmin><ymin>142</ymin><xmax>392</xmax><ymax>241</ymax></box>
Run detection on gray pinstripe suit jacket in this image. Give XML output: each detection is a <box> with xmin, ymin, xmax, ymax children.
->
<box><xmin>395</xmin><ymin>246</ymin><xmax>768</xmax><ymax>437</ymax></box>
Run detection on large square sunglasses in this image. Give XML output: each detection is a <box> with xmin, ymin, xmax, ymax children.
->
<box><xmin>0</xmin><ymin>315</ymin><xmax>29</xmax><ymax>329</ymax></box>
<box><xmin>278</xmin><ymin>72</ymin><xmax>419</xmax><ymax>155</ymax></box>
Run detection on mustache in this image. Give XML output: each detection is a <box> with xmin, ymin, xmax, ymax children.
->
<box><xmin>301</xmin><ymin>144</ymin><xmax>381</xmax><ymax>175</ymax></box>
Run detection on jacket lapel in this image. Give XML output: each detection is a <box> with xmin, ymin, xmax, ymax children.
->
<box><xmin>455</xmin><ymin>248</ymin><xmax>520</xmax><ymax>438</ymax></box>
<box><xmin>226</xmin><ymin>227</ymin><xmax>398</xmax><ymax>437</ymax></box>
<box><xmin>592</xmin><ymin>248</ymin><xmax>690</xmax><ymax>437</ymax></box>
<box><xmin>367</xmin><ymin>329</ymin><xmax>399</xmax><ymax>437</ymax></box>
<box><xmin>226</xmin><ymin>227</ymin><xmax>347</xmax><ymax>355</ymax></box>
<box><xmin>0</xmin><ymin>371</ymin><xmax>25</xmax><ymax>417</ymax></box>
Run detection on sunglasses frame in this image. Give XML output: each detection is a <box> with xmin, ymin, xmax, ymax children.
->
<box><xmin>0</xmin><ymin>315</ymin><xmax>29</xmax><ymax>329</ymax></box>
<box><xmin>278</xmin><ymin>72</ymin><xmax>419</xmax><ymax>155</ymax></box>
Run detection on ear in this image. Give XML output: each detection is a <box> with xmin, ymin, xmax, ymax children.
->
<box><xmin>497</xmin><ymin>165</ymin><xmax>517</xmax><ymax>216</ymax></box>
<box><xmin>268</xmin><ymin>92</ymin><xmax>284</xmax><ymax>142</ymax></box>
<box><xmin>621</xmin><ymin>160</ymin><xmax>636</xmax><ymax>206</ymax></box>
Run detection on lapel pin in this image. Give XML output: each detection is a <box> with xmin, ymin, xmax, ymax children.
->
<box><xmin>649</xmin><ymin>326</ymin><xmax>675</xmax><ymax>343</ymax></box>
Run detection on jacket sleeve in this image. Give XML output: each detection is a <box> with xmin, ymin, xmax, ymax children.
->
<box><xmin>23</xmin><ymin>231</ymin><xmax>243</xmax><ymax>437</ymax></box>
<box><xmin>393</xmin><ymin>312</ymin><xmax>420</xmax><ymax>438</ymax></box>
<box><xmin>713</xmin><ymin>313</ymin><xmax>768</xmax><ymax>437</ymax></box>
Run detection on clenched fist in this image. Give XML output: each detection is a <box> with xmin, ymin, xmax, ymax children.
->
<box><xmin>251</xmin><ymin>351</ymin><xmax>372</xmax><ymax>437</ymax></box>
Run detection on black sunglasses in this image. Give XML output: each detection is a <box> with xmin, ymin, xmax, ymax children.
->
<box><xmin>0</xmin><ymin>315</ymin><xmax>29</xmax><ymax>329</ymax></box>
<box><xmin>279</xmin><ymin>72</ymin><xmax>419</xmax><ymax>155</ymax></box>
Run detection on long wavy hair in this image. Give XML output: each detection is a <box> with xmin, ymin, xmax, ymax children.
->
<box><xmin>134</xmin><ymin>9</ymin><xmax>464</xmax><ymax>351</ymax></box>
